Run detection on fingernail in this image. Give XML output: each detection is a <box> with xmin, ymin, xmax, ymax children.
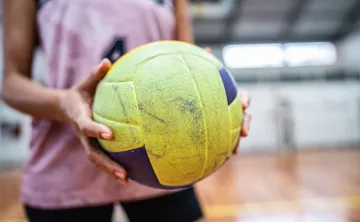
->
<box><xmin>100</xmin><ymin>58</ymin><xmax>107</xmax><ymax>64</ymax></box>
<box><xmin>102</xmin><ymin>58</ymin><xmax>111</xmax><ymax>67</ymax></box>
<box><xmin>115</xmin><ymin>172</ymin><xmax>125</xmax><ymax>180</ymax></box>
<box><xmin>242</xmin><ymin>128</ymin><xmax>249</xmax><ymax>137</ymax></box>
<box><xmin>100</xmin><ymin>133</ymin><xmax>111</xmax><ymax>140</ymax></box>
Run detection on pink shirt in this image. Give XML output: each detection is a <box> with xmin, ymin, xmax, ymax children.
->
<box><xmin>23</xmin><ymin>0</ymin><xmax>178</xmax><ymax>209</ymax></box>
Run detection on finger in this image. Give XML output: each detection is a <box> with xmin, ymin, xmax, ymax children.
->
<box><xmin>77</xmin><ymin>58</ymin><xmax>112</xmax><ymax>93</ymax></box>
<box><xmin>91</xmin><ymin>151</ymin><xmax>127</xmax><ymax>184</ymax></box>
<box><xmin>233</xmin><ymin>113</ymin><xmax>252</xmax><ymax>155</ymax></box>
<box><xmin>81</xmin><ymin>137</ymin><xmax>127</xmax><ymax>184</ymax></box>
<box><xmin>204</xmin><ymin>47</ymin><xmax>213</xmax><ymax>54</ymax></box>
<box><xmin>238</xmin><ymin>89</ymin><xmax>251</xmax><ymax>110</ymax></box>
<box><xmin>241</xmin><ymin>113</ymin><xmax>252</xmax><ymax>137</ymax></box>
<box><xmin>78</xmin><ymin>115</ymin><xmax>113</xmax><ymax>140</ymax></box>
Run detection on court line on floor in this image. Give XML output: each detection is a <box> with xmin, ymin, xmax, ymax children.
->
<box><xmin>204</xmin><ymin>195</ymin><xmax>360</xmax><ymax>218</ymax></box>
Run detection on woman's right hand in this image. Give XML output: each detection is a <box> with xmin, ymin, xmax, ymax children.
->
<box><xmin>2</xmin><ymin>0</ymin><xmax>126</xmax><ymax>185</ymax></box>
<box><xmin>60</xmin><ymin>59</ymin><xmax>128</xmax><ymax>185</ymax></box>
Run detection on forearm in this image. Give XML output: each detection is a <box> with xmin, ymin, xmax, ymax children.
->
<box><xmin>1</xmin><ymin>71</ymin><xmax>67</xmax><ymax>122</ymax></box>
<box><xmin>174</xmin><ymin>0</ymin><xmax>194</xmax><ymax>43</ymax></box>
<box><xmin>2</xmin><ymin>0</ymin><xmax>68</xmax><ymax>123</ymax></box>
<box><xmin>175</xmin><ymin>19</ymin><xmax>193</xmax><ymax>43</ymax></box>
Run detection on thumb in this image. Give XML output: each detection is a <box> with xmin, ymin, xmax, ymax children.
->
<box><xmin>77</xmin><ymin>115</ymin><xmax>113</xmax><ymax>140</ymax></box>
<box><xmin>77</xmin><ymin>58</ymin><xmax>112</xmax><ymax>93</ymax></box>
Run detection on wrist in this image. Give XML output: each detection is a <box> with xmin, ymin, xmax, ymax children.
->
<box><xmin>54</xmin><ymin>89</ymin><xmax>71</xmax><ymax>123</ymax></box>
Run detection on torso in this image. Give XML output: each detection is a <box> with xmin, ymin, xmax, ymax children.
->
<box><xmin>23</xmin><ymin>0</ymin><xmax>177</xmax><ymax>209</ymax></box>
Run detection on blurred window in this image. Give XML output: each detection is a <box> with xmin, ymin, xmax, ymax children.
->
<box><xmin>223</xmin><ymin>42</ymin><xmax>337</xmax><ymax>69</ymax></box>
<box><xmin>223</xmin><ymin>44</ymin><xmax>284</xmax><ymax>69</ymax></box>
<box><xmin>283</xmin><ymin>42</ymin><xmax>337</xmax><ymax>67</ymax></box>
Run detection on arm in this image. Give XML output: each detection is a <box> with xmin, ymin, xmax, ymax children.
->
<box><xmin>1</xmin><ymin>0</ymin><xmax>67</xmax><ymax>122</ymax></box>
<box><xmin>1</xmin><ymin>1</ymin><xmax>127</xmax><ymax>183</ymax></box>
<box><xmin>174</xmin><ymin>0</ymin><xmax>194</xmax><ymax>43</ymax></box>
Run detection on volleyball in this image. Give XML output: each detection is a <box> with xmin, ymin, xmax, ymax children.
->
<box><xmin>92</xmin><ymin>41</ymin><xmax>243</xmax><ymax>189</ymax></box>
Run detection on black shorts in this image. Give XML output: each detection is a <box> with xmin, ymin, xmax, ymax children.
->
<box><xmin>24</xmin><ymin>187</ymin><xmax>203</xmax><ymax>222</ymax></box>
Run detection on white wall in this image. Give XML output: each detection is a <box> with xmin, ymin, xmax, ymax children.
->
<box><xmin>238</xmin><ymin>82</ymin><xmax>360</xmax><ymax>153</ymax></box>
<box><xmin>337</xmin><ymin>30</ymin><xmax>360</xmax><ymax>72</ymax></box>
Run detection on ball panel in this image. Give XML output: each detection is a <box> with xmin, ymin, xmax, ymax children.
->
<box><xmin>93</xmin><ymin>113</ymin><xmax>144</xmax><ymax>152</ymax></box>
<box><xmin>107</xmin><ymin>146</ymin><xmax>194</xmax><ymax>189</ymax></box>
<box><xmin>102</xmin><ymin>42</ymin><xmax>173</xmax><ymax>83</ymax></box>
<box><xmin>103</xmin><ymin>41</ymin><xmax>192</xmax><ymax>83</ymax></box>
<box><xmin>106</xmin><ymin>146</ymin><xmax>161</xmax><ymax>188</ymax></box>
<box><xmin>93</xmin><ymin>82</ymin><xmax>140</xmax><ymax>125</ymax></box>
<box><xmin>102</xmin><ymin>41</ymin><xmax>223</xmax><ymax>83</ymax></box>
<box><xmin>228</xmin><ymin>94</ymin><xmax>243</xmax><ymax>130</ymax></box>
<box><xmin>231</xmin><ymin>127</ymin><xmax>241</xmax><ymax>152</ymax></box>
<box><xmin>180</xmin><ymin>54</ymin><xmax>231</xmax><ymax>179</ymax></box>
<box><xmin>133</xmin><ymin>54</ymin><xmax>206</xmax><ymax>186</ymax></box>
<box><xmin>219</xmin><ymin>68</ymin><xmax>238</xmax><ymax>105</ymax></box>
<box><xmin>228</xmin><ymin>95</ymin><xmax>243</xmax><ymax>155</ymax></box>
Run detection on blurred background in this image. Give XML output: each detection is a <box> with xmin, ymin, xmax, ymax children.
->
<box><xmin>192</xmin><ymin>0</ymin><xmax>360</xmax><ymax>154</ymax></box>
<box><xmin>1</xmin><ymin>0</ymin><xmax>360</xmax><ymax>221</ymax></box>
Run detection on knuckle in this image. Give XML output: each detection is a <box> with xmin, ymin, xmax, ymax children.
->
<box><xmin>78</xmin><ymin>125</ymin><xmax>87</xmax><ymax>136</ymax></box>
<box><xmin>77</xmin><ymin>117</ymin><xmax>90</xmax><ymax>136</ymax></box>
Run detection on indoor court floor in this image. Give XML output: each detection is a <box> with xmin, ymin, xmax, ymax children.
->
<box><xmin>1</xmin><ymin>148</ymin><xmax>360</xmax><ymax>222</ymax></box>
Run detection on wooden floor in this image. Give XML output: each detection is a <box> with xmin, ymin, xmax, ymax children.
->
<box><xmin>1</xmin><ymin>148</ymin><xmax>360</xmax><ymax>222</ymax></box>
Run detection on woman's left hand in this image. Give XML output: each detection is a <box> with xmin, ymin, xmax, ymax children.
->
<box><xmin>234</xmin><ymin>89</ymin><xmax>251</xmax><ymax>154</ymax></box>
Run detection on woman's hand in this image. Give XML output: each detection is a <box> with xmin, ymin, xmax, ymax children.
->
<box><xmin>233</xmin><ymin>89</ymin><xmax>251</xmax><ymax>154</ymax></box>
<box><xmin>60</xmin><ymin>58</ymin><xmax>128</xmax><ymax>185</ymax></box>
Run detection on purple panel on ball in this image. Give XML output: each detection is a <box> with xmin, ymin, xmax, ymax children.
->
<box><xmin>106</xmin><ymin>146</ymin><xmax>193</xmax><ymax>190</ymax></box>
<box><xmin>219</xmin><ymin>67</ymin><xmax>238</xmax><ymax>105</ymax></box>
